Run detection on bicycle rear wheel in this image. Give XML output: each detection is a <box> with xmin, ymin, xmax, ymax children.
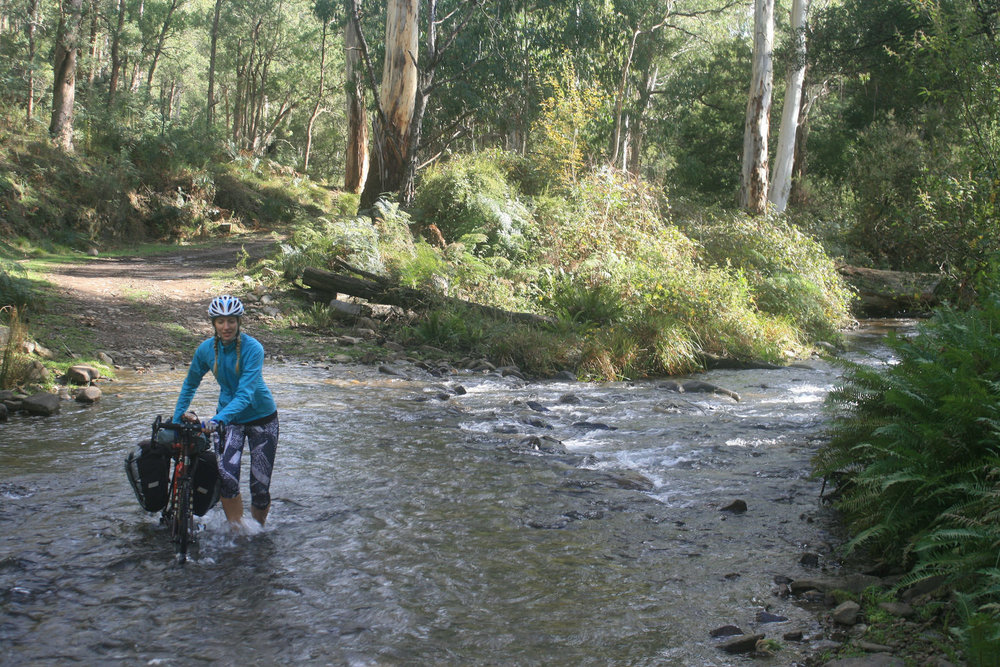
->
<box><xmin>172</xmin><ymin>477</ymin><xmax>194</xmax><ymax>563</ymax></box>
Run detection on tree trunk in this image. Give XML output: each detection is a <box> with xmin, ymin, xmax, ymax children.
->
<box><xmin>344</xmin><ymin>11</ymin><xmax>369</xmax><ymax>193</ymax></box>
<box><xmin>26</xmin><ymin>0</ymin><xmax>40</xmax><ymax>122</ymax></box>
<box><xmin>146</xmin><ymin>0</ymin><xmax>181</xmax><ymax>90</ymax></box>
<box><xmin>360</xmin><ymin>0</ymin><xmax>418</xmax><ymax>207</ymax></box>
<box><xmin>790</xmin><ymin>81</ymin><xmax>822</xmax><ymax>206</ymax></box>
<box><xmin>628</xmin><ymin>63</ymin><xmax>657</xmax><ymax>174</ymax></box>
<box><xmin>206</xmin><ymin>0</ymin><xmax>223</xmax><ymax>127</ymax></box>
<box><xmin>739</xmin><ymin>0</ymin><xmax>774</xmax><ymax>214</ymax></box>
<box><xmin>86</xmin><ymin>0</ymin><xmax>99</xmax><ymax>85</ymax></box>
<box><xmin>107</xmin><ymin>0</ymin><xmax>126</xmax><ymax>105</ymax></box>
<box><xmin>301</xmin><ymin>266</ymin><xmax>553</xmax><ymax>326</ymax></box>
<box><xmin>610</xmin><ymin>28</ymin><xmax>641</xmax><ymax>168</ymax></box>
<box><xmin>50</xmin><ymin>0</ymin><xmax>84</xmax><ymax>152</ymax></box>
<box><xmin>304</xmin><ymin>21</ymin><xmax>329</xmax><ymax>173</ymax></box>
<box><xmin>767</xmin><ymin>0</ymin><xmax>809</xmax><ymax>213</ymax></box>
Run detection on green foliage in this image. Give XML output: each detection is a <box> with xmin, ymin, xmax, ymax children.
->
<box><xmin>678</xmin><ymin>208</ymin><xmax>855</xmax><ymax>340</ymax></box>
<box><xmin>296</xmin><ymin>302</ymin><xmax>344</xmax><ymax>330</ymax></box>
<box><xmin>413</xmin><ymin>152</ymin><xmax>533</xmax><ymax>259</ymax></box>
<box><xmin>544</xmin><ymin>273</ymin><xmax>624</xmax><ymax>329</ymax></box>
<box><xmin>529</xmin><ymin>58</ymin><xmax>605</xmax><ymax>186</ymax></box>
<box><xmin>0</xmin><ymin>257</ymin><xmax>34</xmax><ymax>310</ymax></box>
<box><xmin>953</xmin><ymin>597</ymin><xmax>1000</xmax><ymax>667</ymax></box>
<box><xmin>0</xmin><ymin>306</ymin><xmax>31</xmax><ymax>390</ymax></box>
<box><xmin>816</xmin><ymin>265</ymin><xmax>1000</xmax><ymax>630</ymax></box>
<box><xmin>405</xmin><ymin>308</ymin><xmax>485</xmax><ymax>351</ymax></box>
<box><xmin>273</xmin><ymin>215</ymin><xmax>387</xmax><ymax>280</ymax></box>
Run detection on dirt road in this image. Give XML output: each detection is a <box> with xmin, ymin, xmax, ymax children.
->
<box><xmin>36</xmin><ymin>239</ymin><xmax>285</xmax><ymax>367</ymax></box>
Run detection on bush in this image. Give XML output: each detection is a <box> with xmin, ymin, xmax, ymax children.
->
<box><xmin>816</xmin><ymin>264</ymin><xmax>1000</xmax><ymax>630</ymax></box>
<box><xmin>413</xmin><ymin>151</ymin><xmax>534</xmax><ymax>259</ymax></box>
<box><xmin>0</xmin><ymin>306</ymin><xmax>31</xmax><ymax>390</ymax></box>
<box><xmin>0</xmin><ymin>258</ymin><xmax>34</xmax><ymax>310</ymax></box>
<box><xmin>678</xmin><ymin>208</ymin><xmax>854</xmax><ymax>340</ymax></box>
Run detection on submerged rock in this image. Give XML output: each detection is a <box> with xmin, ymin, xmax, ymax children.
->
<box><xmin>720</xmin><ymin>499</ymin><xmax>748</xmax><ymax>514</ymax></box>
<box><xmin>717</xmin><ymin>633</ymin><xmax>765</xmax><ymax>654</ymax></box>
<box><xmin>658</xmin><ymin>380</ymin><xmax>740</xmax><ymax>401</ymax></box>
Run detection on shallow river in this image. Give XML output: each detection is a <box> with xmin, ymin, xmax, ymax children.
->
<box><xmin>0</xmin><ymin>322</ymin><xmax>905</xmax><ymax>666</ymax></box>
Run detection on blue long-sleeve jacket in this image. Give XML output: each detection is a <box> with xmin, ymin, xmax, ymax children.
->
<box><xmin>172</xmin><ymin>333</ymin><xmax>277</xmax><ymax>425</ymax></box>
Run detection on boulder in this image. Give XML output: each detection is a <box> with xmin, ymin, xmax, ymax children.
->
<box><xmin>25</xmin><ymin>360</ymin><xmax>49</xmax><ymax>384</ymax></box>
<box><xmin>832</xmin><ymin>600</ymin><xmax>861</xmax><ymax>626</ymax></box>
<box><xmin>0</xmin><ymin>402</ymin><xmax>7</xmax><ymax>422</ymax></box>
<box><xmin>65</xmin><ymin>364</ymin><xmax>100</xmax><ymax>385</ymax></box>
<box><xmin>720</xmin><ymin>499</ymin><xmax>748</xmax><ymax>514</ymax></box>
<box><xmin>32</xmin><ymin>342</ymin><xmax>55</xmax><ymax>359</ymax></box>
<box><xmin>22</xmin><ymin>392</ymin><xmax>61</xmax><ymax>416</ymax></box>
<box><xmin>790</xmin><ymin>574</ymin><xmax>882</xmax><ymax>596</ymax></box>
<box><xmin>838</xmin><ymin>265</ymin><xmax>942</xmax><ymax>317</ymax></box>
<box><xmin>877</xmin><ymin>602</ymin><xmax>914</xmax><ymax>619</ymax></box>
<box><xmin>709</xmin><ymin>625</ymin><xmax>744</xmax><ymax>638</ymax></box>
<box><xmin>75</xmin><ymin>386</ymin><xmax>102</xmax><ymax>404</ymax></box>
<box><xmin>329</xmin><ymin>298</ymin><xmax>362</xmax><ymax>318</ymax></box>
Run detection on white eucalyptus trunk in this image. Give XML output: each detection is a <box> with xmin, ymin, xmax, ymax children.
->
<box><xmin>362</xmin><ymin>0</ymin><xmax>418</xmax><ymax>205</ymax></box>
<box><xmin>739</xmin><ymin>0</ymin><xmax>774</xmax><ymax>214</ymax></box>
<box><xmin>768</xmin><ymin>0</ymin><xmax>809</xmax><ymax>213</ymax></box>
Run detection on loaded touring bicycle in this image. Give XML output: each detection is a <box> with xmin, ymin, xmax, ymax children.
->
<box><xmin>125</xmin><ymin>416</ymin><xmax>222</xmax><ymax>563</ymax></box>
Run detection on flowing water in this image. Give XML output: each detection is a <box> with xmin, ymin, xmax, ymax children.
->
<box><xmin>0</xmin><ymin>322</ymin><xmax>907</xmax><ymax>666</ymax></box>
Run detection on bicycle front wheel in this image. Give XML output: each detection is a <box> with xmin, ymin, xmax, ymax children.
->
<box><xmin>173</xmin><ymin>477</ymin><xmax>194</xmax><ymax>563</ymax></box>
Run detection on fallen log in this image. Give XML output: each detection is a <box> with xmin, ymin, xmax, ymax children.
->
<box><xmin>838</xmin><ymin>265</ymin><xmax>943</xmax><ymax>317</ymax></box>
<box><xmin>301</xmin><ymin>266</ymin><xmax>554</xmax><ymax>326</ymax></box>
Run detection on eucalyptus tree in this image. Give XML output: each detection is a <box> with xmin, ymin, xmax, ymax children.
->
<box><xmin>351</xmin><ymin>0</ymin><xmax>485</xmax><ymax>206</ymax></box>
<box><xmin>50</xmin><ymin>0</ymin><xmax>84</xmax><ymax>150</ymax></box>
<box><xmin>0</xmin><ymin>0</ymin><xmax>50</xmax><ymax>121</ymax></box>
<box><xmin>302</xmin><ymin>0</ymin><xmax>335</xmax><ymax>173</ymax></box>
<box><xmin>767</xmin><ymin>0</ymin><xmax>808</xmax><ymax>212</ymax></box>
<box><xmin>343</xmin><ymin>0</ymin><xmax>368</xmax><ymax>192</ymax></box>
<box><xmin>739</xmin><ymin>0</ymin><xmax>773</xmax><ymax>213</ymax></box>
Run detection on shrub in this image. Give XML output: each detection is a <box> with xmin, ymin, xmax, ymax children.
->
<box><xmin>816</xmin><ymin>263</ymin><xmax>1000</xmax><ymax>623</ymax></box>
<box><xmin>678</xmin><ymin>208</ymin><xmax>854</xmax><ymax>340</ymax></box>
<box><xmin>0</xmin><ymin>258</ymin><xmax>34</xmax><ymax>310</ymax></box>
<box><xmin>0</xmin><ymin>306</ymin><xmax>31</xmax><ymax>390</ymax></box>
<box><xmin>413</xmin><ymin>151</ymin><xmax>534</xmax><ymax>259</ymax></box>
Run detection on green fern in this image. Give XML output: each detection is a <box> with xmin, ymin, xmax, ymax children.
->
<box><xmin>816</xmin><ymin>263</ymin><xmax>1000</xmax><ymax>625</ymax></box>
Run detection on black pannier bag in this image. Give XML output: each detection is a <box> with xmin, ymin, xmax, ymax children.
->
<box><xmin>125</xmin><ymin>441</ymin><xmax>170</xmax><ymax>512</ymax></box>
<box><xmin>191</xmin><ymin>450</ymin><xmax>221</xmax><ymax>516</ymax></box>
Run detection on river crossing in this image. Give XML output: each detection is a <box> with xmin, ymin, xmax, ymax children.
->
<box><xmin>0</xmin><ymin>321</ymin><xmax>907</xmax><ymax>666</ymax></box>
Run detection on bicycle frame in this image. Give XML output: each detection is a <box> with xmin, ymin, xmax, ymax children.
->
<box><xmin>152</xmin><ymin>417</ymin><xmax>215</xmax><ymax>564</ymax></box>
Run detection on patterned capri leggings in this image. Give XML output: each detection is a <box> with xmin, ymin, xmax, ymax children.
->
<box><xmin>216</xmin><ymin>413</ymin><xmax>279</xmax><ymax>509</ymax></box>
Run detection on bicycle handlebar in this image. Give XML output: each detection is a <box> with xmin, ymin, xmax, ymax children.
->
<box><xmin>152</xmin><ymin>415</ymin><xmax>223</xmax><ymax>436</ymax></box>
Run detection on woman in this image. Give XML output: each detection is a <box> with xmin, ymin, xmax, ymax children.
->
<box><xmin>172</xmin><ymin>295</ymin><xmax>279</xmax><ymax>528</ymax></box>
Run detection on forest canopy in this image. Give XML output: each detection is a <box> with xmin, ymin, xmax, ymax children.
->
<box><xmin>0</xmin><ymin>0</ymin><xmax>996</xmax><ymax>275</ymax></box>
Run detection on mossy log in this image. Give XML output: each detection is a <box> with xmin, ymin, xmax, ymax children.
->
<box><xmin>301</xmin><ymin>266</ymin><xmax>553</xmax><ymax>326</ymax></box>
<box><xmin>838</xmin><ymin>265</ymin><xmax>943</xmax><ymax>317</ymax></box>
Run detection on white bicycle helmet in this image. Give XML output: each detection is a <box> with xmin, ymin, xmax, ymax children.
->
<box><xmin>207</xmin><ymin>295</ymin><xmax>245</xmax><ymax>318</ymax></box>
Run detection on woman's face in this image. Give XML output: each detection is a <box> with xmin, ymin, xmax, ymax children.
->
<box><xmin>213</xmin><ymin>316</ymin><xmax>240</xmax><ymax>343</ymax></box>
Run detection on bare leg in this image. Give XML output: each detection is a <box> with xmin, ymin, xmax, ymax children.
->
<box><xmin>221</xmin><ymin>494</ymin><xmax>244</xmax><ymax>525</ymax></box>
<box><xmin>250</xmin><ymin>503</ymin><xmax>270</xmax><ymax>526</ymax></box>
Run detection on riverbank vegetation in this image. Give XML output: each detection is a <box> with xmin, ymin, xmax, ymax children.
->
<box><xmin>816</xmin><ymin>267</ymin><xmax>1000</xmax><ymax>664</ymax></box>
